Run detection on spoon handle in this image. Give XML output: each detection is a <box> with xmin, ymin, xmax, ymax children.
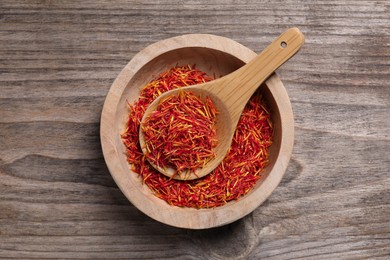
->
<box><xmin>217</xmin><ymin>27</ymin><xmax>304</xmax><ymax>122</ymax></box>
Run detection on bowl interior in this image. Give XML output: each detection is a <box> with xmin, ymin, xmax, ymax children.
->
<box><xmin>115</xmin><ymin>46</ymin><xmax>282</xmax><ymax>193</ymax></box>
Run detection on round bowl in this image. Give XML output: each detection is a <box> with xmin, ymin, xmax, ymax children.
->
<box><xmin>100</xmin><ymin>34</ymin><xmax>294</xmax><ymax>229</ymax></box>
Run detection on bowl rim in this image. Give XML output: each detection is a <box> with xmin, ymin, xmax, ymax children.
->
<box><xmin>100</xmin><ymin>34</ymin><xmax>294</xmax><ymax>229</ymax></box>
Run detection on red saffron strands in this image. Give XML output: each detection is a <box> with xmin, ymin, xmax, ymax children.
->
<box><xmin>121</xmin><ymin>65</ymin><xmax>273</xmax><ymax>208</ymax></box>
<box><xmin>142</xmin><ymin>90</ymin><xmax>218</xmax><ymax>179</ymax></box>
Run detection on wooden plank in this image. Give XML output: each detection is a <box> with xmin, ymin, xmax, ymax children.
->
<box><xmin>0</xmin><ymin>0</ymin><xmax>389</xmax><ymax>258</ymax></box>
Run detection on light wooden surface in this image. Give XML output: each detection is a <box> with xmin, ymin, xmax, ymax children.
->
<box><xmin>1</xmin><ymin>0</ymin><xmax>389</xmax><ymax>258</ymax></box>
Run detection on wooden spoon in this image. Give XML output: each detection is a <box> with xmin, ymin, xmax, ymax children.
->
<box><xmin>139</xmin><ymin>27</ymin><xmax>304</xmax><ymax>180</ymax></box>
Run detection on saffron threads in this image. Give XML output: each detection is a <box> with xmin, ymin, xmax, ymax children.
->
<box><xmin>122</xmin><ymin>65</ymin><xmax>273</xmax><ymax>208</ymax></box>
<box><xmin>142</xmin><ymin>90</ymin><xmax>218</xmax><ymax>178</ymax></box>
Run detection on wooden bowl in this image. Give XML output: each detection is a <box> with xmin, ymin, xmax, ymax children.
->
<box><xmin>100</xmin><ymin>34</ymin><xmax>294</xmax><ymax>229</ymax></box>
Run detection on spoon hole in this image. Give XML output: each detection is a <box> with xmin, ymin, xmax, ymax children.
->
<box><xmin>281</xmin><ymin>41</ymin><xmax>287</xmax><ymax>48</ymax></box>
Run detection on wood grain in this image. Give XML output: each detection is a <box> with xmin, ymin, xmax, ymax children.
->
<box><xmin>1</xmin><ymin>0</ymin><xmax>389</xmax><ymax>258</ymax></box>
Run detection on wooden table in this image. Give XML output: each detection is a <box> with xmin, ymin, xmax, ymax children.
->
<box><xmin>1</xmin><ymin>1</ymin><xmax>389</xmax><ymax>258</ymax></box>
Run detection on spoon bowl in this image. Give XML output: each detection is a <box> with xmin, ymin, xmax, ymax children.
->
<box><xmin>139</xmin><ymin>28</ymin><xmax>304</xmax><ymax>180</ymax></box>
<box><xmin>139</xmin><ymin>84</ymin><xmax>234</xmax><ymax>179</ymax></box>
